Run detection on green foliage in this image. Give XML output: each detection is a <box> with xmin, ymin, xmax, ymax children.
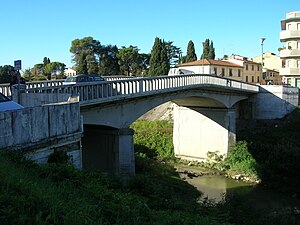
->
<box><xmin>238</xmin><ymin>108</ymin><xmax>300</xmax><ymax>194</ymax></box>
<box><xmin>222</xmin><ymin>141</ymin><xmax>258</xmax><ymax>176</ymax></box>
<box><xmin>131</xmin><ymin>120</ymin><xmax>174</xmax><ymax>160</ymax></box>
<box><xmin>70</xmin><ymin>36</ymin><xmax>102</xmax><ymax>74</ymax></box>
<box><xmin>164</xmin><ymin>41</ymin><xmax>182</xmax><ymax>68</ymax></box>
<box><xmin>117</xmin><ymin>45</ymin><xmax>140</xmax><ymax>76</ymax></box>
<box><xmin>148</xmin><ymin>37</ymin><xmax>170</xmax><ymax>76</ymax></box>
<box><xmin>186</xmin><ymin>40</ymin><xmax>197</xmax><ymax>62</ymax></box>
<box><xmin>0</xmin><ymin>65</ymin><xmax>16</xmax><ymax>83</ymax></box>
<box><xmin>0</xmin><ymin>150</ymin><xmax>231</xmax><ymax>225</ymax></box>
<box><xmin>201</xmin><ymin>39</ymin><xmax>215</xmax><ymax>60</ymax></box>
<box><xmin>47</xmin><ymin>150</ymin><xmax>70</xmax><ymax>164</ymax></box>
<box><xmin>98</xmin><ymin>45</ymin><xmax>120</xmax><ymax>75</ymax></box>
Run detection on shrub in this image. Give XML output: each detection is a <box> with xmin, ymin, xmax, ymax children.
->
<box><xmin>222</xmin><ymin>141</ymin><xmax>258</xmax><ymax>176</ymax></box>
<box><xmin>47</xmin><ymin>150</ymin><xmax>70</xmax><ymax>164</ymax></box>
<box><xmin>131</xmin><ymin>120</ymin><xmax>174</xmax><ymax>160</ymax></box>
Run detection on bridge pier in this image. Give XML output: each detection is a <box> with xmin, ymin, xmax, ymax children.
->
<box><xmin>82</xmin><ymin>125</ymin><xmax>135</xmax><ymax>178</ymax></box>
<box><xmin>173</xmin><ymin>105</ymin><xmax>236</xmax><ymax>160</ymax></box>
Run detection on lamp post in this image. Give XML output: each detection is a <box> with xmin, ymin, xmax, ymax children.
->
<box><xmin>202</xmin><ymin>42</ymin><xmax>205</xmax><ymax>74</ymax></box>
<box><xmin>260</xmin><ymin>38</ymin><xmax>266</xmax><ymax>81</ymax></box>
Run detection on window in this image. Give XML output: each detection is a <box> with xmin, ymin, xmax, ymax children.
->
<box><xmin>251</xmin><ymin>76</ymin><xmax>254</xmax><ymax>82</ymax></box>
<box><xmin>214</xmin><ymin>67</ymin><xmax>217</xmax><ymax>74</ymax></box>
<box><xmin>246</xmin><ymin>65</ymin><xmax>248</xmax><ymax>70</ymax></box>
<box><xmin>252</xmin><ymin>65</ymin><xmax>254</xmax><ymax>71</ymax></box>
<box><xmin>257</xmin><ymin>77</ymin><xmax>260</xmax><ymax>83</ymax></box>
<box><xmin>238</xmin><ymin>69</ymin><xmax>241</xmax><ymax>77</ymax></box>
<box><xmin>246</xmin><ymin>76</ymin><xmax>248</xmax><ymax>82</ymax></box>
<box><xmin>257</xmin><ymin>65</ymin><xmax>260</xmax><ymax>71</ymax></box>
<box><xmin>296</xmin><ymin>79</ymin><xmax>300</xmax><ymax>88</ymax></box>
<box><xmin>298</xmin><ymin>60</ymin><xmax>300</xmax><ymax>68</ymax></box>
<box><xmin>222</xmin><ymin>68</ymin><xmax>225</xmax><ymax>76</ymax></box>
<box><xmin>288</xmin><ymin>24</ymin><xmax>291</xmax><ymax>30</ymax></box>
<box><xmin>298</xmin><ymin>42</ymin><xmax>300</xmax><ymax>49</ymax></box>
<box><xmin>229</xmin><ymin>68</ymin><xmax>233</xmax><ymax>76</ymax></box>
<box><xmin>298</xmin><ymin>23</ymin><xmax>300</xmax><ymax>30</ymax></box>
<box><xmin>286</xmin><ymin>60</ymin><xmax>290</xmax><ymax>68</ymax></box>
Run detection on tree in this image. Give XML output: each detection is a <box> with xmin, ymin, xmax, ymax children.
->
<box><xmin>70</xmin><ymin>36</ymin><xmax>102</xmax><ymax>74</ymax></box>
<box><xmin>148</xmin><ymin>37</ymin><xmax>170</xmax><ymax>76</ymax></box>
<box><xmin>138</xmin><ymin>53</ymin><xmax>151</xmax><ymax>76</ymax></box>
<box><xmin>44</xmin><ymin>62</ymin><xmax>66</xmax><ymax>79</ymax></box>
<box><xmin>98</xmin><ymin>45</ymin><xmax>120</xmax><ymax>76</ymax></box>
<box><xmin>0</xmin><ymin>65</ymin><xmax>15</xmax><ymax>83</ymax></box>
<box><xmin>43</xmin><ymin>57</ymin><xmax>51</xmax><ymax>79</ymax></box>
<box><xmin>208</xmin><ymin>41</ymin><xmax>215</xmax><ymax>59</ymax></box>
<box><xmin>186</xmin><ymin>40</ymin><xmax>197</xmax><ymax>62</ymax></box>
<box><xmin>201</xmin><ymin>39</ymin><xmax>215</xmax><ymax>59</ymax></box>
<box><xmin>117</xmin><ymin>46</ymin><xmax>140</xmax><ymax>76</ymax></box>
<box><xmin>165</xmin><ymin>41</ymin><xmax>182</xmax><ymax>67</ymax></box>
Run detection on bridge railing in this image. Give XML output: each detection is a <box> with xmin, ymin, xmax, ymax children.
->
<box><xmin>0</xmin><ymin>76</ymin><xmax>134</xmax><ymax>97</ymax></box>
<box><xmin>22</xmin><ymin>74</ymin><xmax>259</xmax><ymax>104</ymax></box>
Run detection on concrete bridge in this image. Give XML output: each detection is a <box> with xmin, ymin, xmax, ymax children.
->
<box><xmin>1</xmin><ymin>74</ymin><xmax>298</xmax><ymax>178</ymax></box>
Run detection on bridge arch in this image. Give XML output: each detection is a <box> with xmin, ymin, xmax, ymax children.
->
<box><xmin>81</xmin><ymin>90</ymin><xmax>248</xmax><ymax>129</ymax></box>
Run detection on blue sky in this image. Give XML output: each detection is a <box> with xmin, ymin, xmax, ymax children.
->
<box><xmin>0</xmin><ymin>0</ymin><xmax>299</xmax><ymax>71</ymax></box>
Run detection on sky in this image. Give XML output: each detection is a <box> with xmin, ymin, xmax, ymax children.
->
<box><xmin>0</xmin><ymin>0</ymin><xmax>299</xmax><ymax>71</ymax></box>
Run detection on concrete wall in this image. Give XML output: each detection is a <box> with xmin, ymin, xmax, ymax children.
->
<box><xmin>82</xmin><ymin>125</ymin><xmax>135</xmax><ymax>177</ymax></box>
<box><xmin>19</xmin><ymin>93</ymin><xmax>72</xmax><ymax>107</ymax></box>
<box><xmin>173</xmin><ymin>105</ymin><xmax>236</xmax><ymax>160</ymax></box>
<box><xmin>254</xmin><ymin>85</ymin><xmax>299</xmax><ymax>119</ymax></box>
<box><xmin>0</xmin><ymin>102</ymin><xmax>83</xmax><ymax>168</ymax></box>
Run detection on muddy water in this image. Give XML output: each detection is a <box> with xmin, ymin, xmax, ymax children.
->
<box><xmin>181</xmin><ymin>174</ymin><xmax>253</xmax><ymax>202</ymax></box>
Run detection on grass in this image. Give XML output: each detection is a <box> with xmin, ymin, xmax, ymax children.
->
<box><xmin>0</xmin><ymin>151</ymin><xmax>231</xmax><ymax>225</ymax></box>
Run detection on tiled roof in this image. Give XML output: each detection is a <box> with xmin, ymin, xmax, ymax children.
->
<box><xmin>178</xmin><ymin>59</ymin><xmax>243</xmax><ymax>68</ymax></box>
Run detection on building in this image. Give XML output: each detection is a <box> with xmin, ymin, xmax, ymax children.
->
<box><xmin>252</xmin><ymin>52</ymin><xmax>281</xmax><ymax>84</ymax></box>
<box><xmin>171</xmin><ymin>58</ymin><xmax>244</xmax><ymax>80</ymax></box>
<box><xmin>64</xmin><ymin>67</ymin><xmax>77</xmax><ymax>77</ymax></box>
<box><xmin>224</xmin><ymin>54</ymin><xmax>262</xmax><ymax>84</ymax></box>
<box><xmin>279</xmin><ymin>11</ymin><xmax>300</xmax><ymax>87</ymax></box>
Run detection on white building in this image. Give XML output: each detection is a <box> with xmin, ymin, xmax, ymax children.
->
<box><xmin>279</xmin><ymin>11</ymin><xmax>300</xmax><ymax>87</ymax></box>
<box><xmin>64</xmin><ymin>67</ymin><xmax>77</xmax><ymax>77</ymax></box>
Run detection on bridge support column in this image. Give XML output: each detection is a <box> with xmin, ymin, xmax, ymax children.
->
<box><xmin>173</xmin><ymin>105</ymin><xmax>236</xmax><ymax>161</ymax></box>
<box><xmin>115</xmin><ymin>128</ymin><xmax>135</xmax><ymax>178</ymax></box>
<box><xmin>82</xmin><ymin>125</ymin><xmax>135</xmax><ymax>178</ymax></box>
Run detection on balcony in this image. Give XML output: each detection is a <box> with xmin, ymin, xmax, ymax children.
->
<box><xmin>286</xmin><ymin>11</ymin><xmax>300</xmax><ymax>19</ymax></box>
<box><xmin>280</xmin><ymin>49</ymin><xmax>300</xmax><ymax>58</ymax></box>
<box><xmin>280</xmin><ymin>30</ymin><xmax>300</xmax><ymax>41</ymax></box>
<box><xmin>280</xmin><ymin>67</ymin><xmax>300</xmax><ymax>76</ymax></box>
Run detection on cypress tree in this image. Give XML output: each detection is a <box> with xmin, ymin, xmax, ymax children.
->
<box><xmin>201</xmin><ymin>39</ymin><xmax>215</xmax><ymax>59</ymax></box>
<box><xmin>186</xmin><ymin>40</ymin><xmax>197</xmax><ymax>62</ymax></box>
<box><xmin>149</xmin><ymin>37</ymin><xmax>169</xmax><ymax>76</ymax></box>
<box><xmin>208</xmin><ymin>41</ymin><xmax>216</xmax><ymax>59</ymax></box>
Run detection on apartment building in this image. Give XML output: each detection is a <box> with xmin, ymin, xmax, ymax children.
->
<box><xmin>280</xmin><ymin>11</ymin><xmax>300</xmax><ymax>87</ymax></box>
<box><xmin>171</xmin><ymin>59</ymin><xmax>243</xmax><ymax>81</ymax></box>
<box><xmin>252</xmin><ymin>52</ymin><xmax>281</xmax><ymax>84</ymax></box>
<box><xmin>224</xmin><ymin>54</ymin><xmax>262</xmax><ymax>84</ymax></box>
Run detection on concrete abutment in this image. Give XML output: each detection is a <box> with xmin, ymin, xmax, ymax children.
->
<box><xmin>82</xmin><ymin>125</ymin><xmax>135</xmax><ymax>177</ymax></box>
<box><xmin>173</xmin><ymin>105</ymin><xmax>236</xmax><ymax>160</ymax></box>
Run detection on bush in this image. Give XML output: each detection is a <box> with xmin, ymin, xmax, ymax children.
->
<box><xmin>222</xmin><ymin>141</ymin><xmax>258</xmax><ymax>177</ymax></box>
<box><xmin>47</xmin><ymin>150</ymin><xmax>70</xmax><ymax>164</ymax></box>
<box><xmin>131</xmin><ymin>120</ymin><xmax>174</xmax><ymax>160</ymax></box>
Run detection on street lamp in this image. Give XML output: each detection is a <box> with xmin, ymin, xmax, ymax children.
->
<box><xmin>260</xmin><ymin>38</ymin><xmax>266</xmax><ymax>81</ymax></box>
<box><xmin>202</xmin><ymin>42</ymin><xmax>205</xmax><ymax>74</ymax></box>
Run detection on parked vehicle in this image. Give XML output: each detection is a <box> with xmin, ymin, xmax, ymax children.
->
<box><xmin>63</xmin><ymin>74</ymin><xmax>105</xmax><ymax>85</ymax></box>
<box><xmin>0</xmin><ymin>93</ymin><xmax>24</xmax><ymax>111</ymax></box>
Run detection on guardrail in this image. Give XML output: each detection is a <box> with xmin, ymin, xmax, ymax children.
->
<box><xmin>23</xmin><ymin>74</ymin><xmax>259</xmax><ymax>105</ymax></box>
<box><xmin>0</xmin><ymin>76</ymin><xmax>134</xmax><ymax>97</ymax></box>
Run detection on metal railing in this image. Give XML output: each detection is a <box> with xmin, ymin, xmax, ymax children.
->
<box><xmin>23</xmin><ymin>74</ymin><xmax>259</xmax><ymax>105</ymax></box>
